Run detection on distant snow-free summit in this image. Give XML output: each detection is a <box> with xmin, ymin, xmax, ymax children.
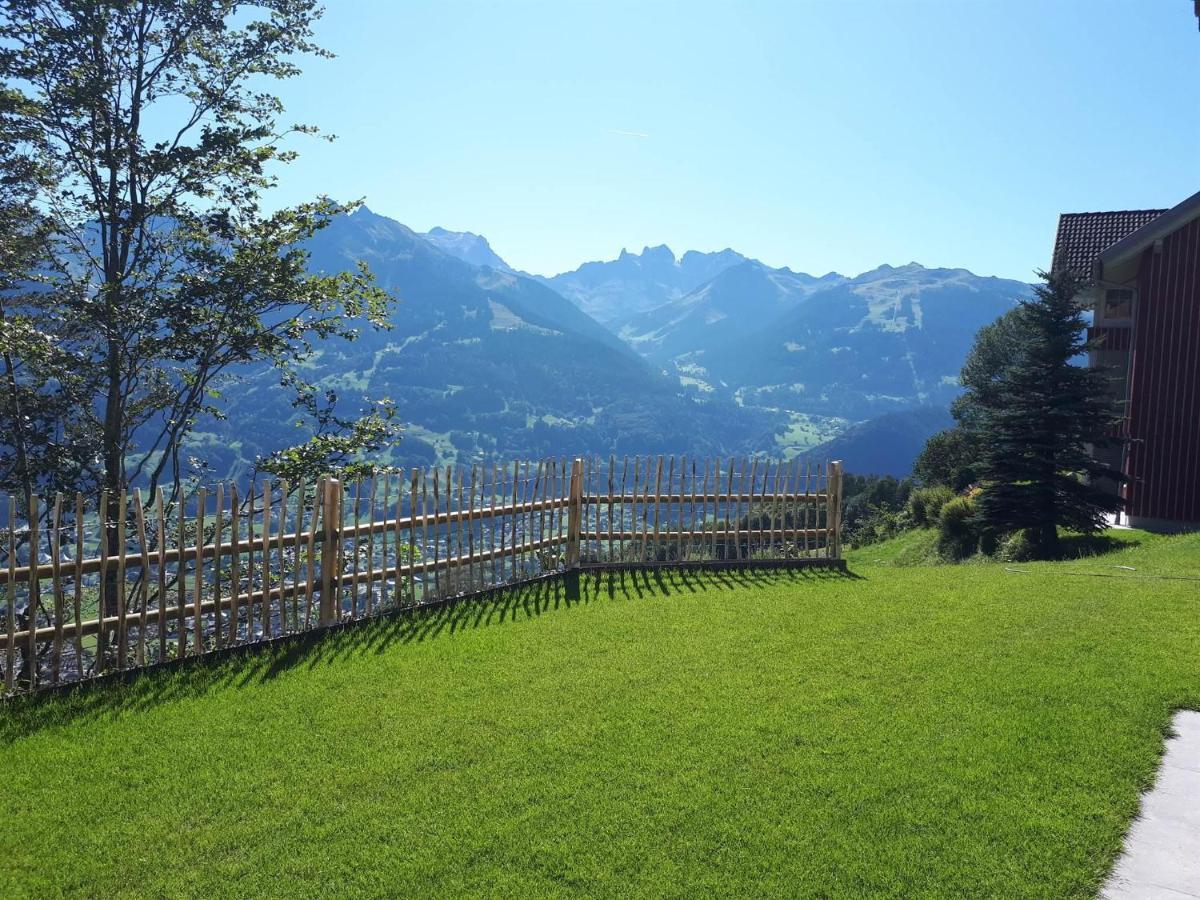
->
<box><xmin>420</xmin><ymin>226</ymin><xmax>513</xmax><ymax>273</ymax></box>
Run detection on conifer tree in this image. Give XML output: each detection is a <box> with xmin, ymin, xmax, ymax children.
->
<box><xmin>974</xmin><ymin>270</ymin><xmax>1124</xmax><ymax>558</ymax></box>
<box><xmin>915</xmin><ymin>307</ymin><xmax>1033</xmax><ymax>491</ymax></box>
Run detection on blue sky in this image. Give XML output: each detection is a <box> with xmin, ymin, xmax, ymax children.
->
<box><xmin>271</xmin><ymin>1</ymin><xmax>1200</xmax><ymax>281</ymax></box>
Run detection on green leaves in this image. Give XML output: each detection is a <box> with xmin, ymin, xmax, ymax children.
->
<box><xmin>256</xmin><ymin>399</ymin><xmax>402</xmax><ymax>484</ymax></box>
<box><xmin>0</xmin><ymin>1</ymin><xmax>399</xmax><ymax>501</ymax></box>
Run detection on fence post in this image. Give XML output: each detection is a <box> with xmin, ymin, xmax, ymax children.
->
<box><xmin>829</xmin><ymin>460</ymin><xmax>843</xmax><ymax>559</ymax></box>
<box><xmin>565</xmin><ymin>457</ymin><xmax>583</xmax><ymax>569</ymax></box>
<box><xmin>318</xmin><ymin>477</ymin><xmax>342</xmax><ymax>626</ymax></box>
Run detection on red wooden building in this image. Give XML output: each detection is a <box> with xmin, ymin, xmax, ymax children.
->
<box><xmin>1053</xmin><ymin>189</ymin><xmax>1200</xmax><ymax>531</ymax></box>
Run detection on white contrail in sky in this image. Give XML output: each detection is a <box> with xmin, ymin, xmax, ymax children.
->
<box><xmin>610</xmin><ymin>129</ymin><xmax>649</xmax><ymax>138</ymax></box>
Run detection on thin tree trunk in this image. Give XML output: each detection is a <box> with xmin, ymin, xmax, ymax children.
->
<box><xmin>100</xmin><ymin>328</ymin><xmax>124</xmax><ymax>665</ymax></box>
<box><xmin>0</xmin><ymin>299</ymin><xmax>34</xmax><ymax>514</ymax></box>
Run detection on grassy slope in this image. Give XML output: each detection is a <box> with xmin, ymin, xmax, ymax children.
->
<box><xmin>848</xmin><ymin>526</ymin><xmax>941</xmax><ymax>565</ymax></box>
<box><xmin>2</xmin><ymin>535</ymin><xmax>1199</xmax><ymax>898</ymax></box>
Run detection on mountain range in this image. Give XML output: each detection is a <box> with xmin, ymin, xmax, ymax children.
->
<box><xmin>200</xmin><ymin>210</ymin><xmax>1029</xmax><ymax>479</ymax></box>
<box><xmin>700</xmin><ymin>262</ymin><xmax>1030</xmax><ymax>419</ymax></box>
<box><xmin>205</xmin><ymin>209</ymin><xmax>776</xmax><ymax>478</ymax></box>
<box><xmin>801</xmin><ymin>406</ymin><xmax>955</xmax><ymax>478</ymax></box>
<box><xmin>616</xmin><ymin>260</ymin><xmax>847</xmax><ymax>363</ymax></box>
<box><xmin>445</xmin><ymin>232</ymin><xmax>1030</xmax><ymax>420</ymax></box>
<box><xmin>540</xmin><ymin>244</ymin><xmax>752</xmax><ymax>329</ymax></box>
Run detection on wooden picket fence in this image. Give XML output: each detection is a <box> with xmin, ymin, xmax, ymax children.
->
<box><xmin>0</xmin><ymin>456</ymin><xmax>843</xmax><ymax>696</ymax></box>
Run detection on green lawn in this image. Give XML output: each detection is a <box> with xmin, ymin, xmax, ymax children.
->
<box><xmin>2</xmin><ymin>532</ymin><xmax>1199</xmax><ymax>897</ymax></box>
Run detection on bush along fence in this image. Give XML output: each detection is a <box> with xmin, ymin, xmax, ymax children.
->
<box><xmin>0</xmin><ymin>456</ymin><xmax>843</xmax><ymax>696</ymax></box>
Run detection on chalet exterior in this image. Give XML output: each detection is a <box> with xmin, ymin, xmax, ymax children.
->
<box><xmin>1053</xmin><ymin>190</ymin><xmax>1200</xmax><ymax>531</ymax></box>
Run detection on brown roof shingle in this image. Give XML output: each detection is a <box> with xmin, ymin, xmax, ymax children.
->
<box><xmin>1056</xmin><ymin>210</ymin><xmax>1166</xmax><ymax>280</ymax></box>
<box><xmin>1052</xmin><ymin>209</ymin><xmax>1166</xmax><ymax>279</ymax></box>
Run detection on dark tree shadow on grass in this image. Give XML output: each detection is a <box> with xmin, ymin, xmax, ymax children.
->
<box><xmin>1057</xmin><ymin>532</ymin><xmax>1140</xmax><ymax>560</ymax></box>
<box><xmin>0</xmin><ymin>565</ymin><xmax>861</xmax><ymax>743</ymax></box>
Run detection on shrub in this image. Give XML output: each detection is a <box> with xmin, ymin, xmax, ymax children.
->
<box><xmin>997</xmin><ymin>529</ymin><xmax>1036</xmax><ymax>562</ymax></box>
<box><xmin>845</xmin><ymin>505</ymin><xmax>910</xmax><ymax>549</ymax></box>
<box><xmin>907</xmin><ymin>493</ymin><xmax>926</xmax><ymax>526</ymax></box>
<box><xmin>937</xmin><ymin>496</ymin><xmax>979</xmax><ymax>561</ymax></box>
<box><xmin>914</xmin><ymin>426</ymin><xmax>981</xmax><ymax>492</ymax></box>
<box><xmin>908</xmin><ymin>486</ymin><xmax>956</xmax><ymax>527</ymax></box>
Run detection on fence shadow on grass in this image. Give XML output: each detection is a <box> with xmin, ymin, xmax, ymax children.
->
<box><xmin>0</xmin><ymin>565</ymin><xmax>860</xmax><ymax>743</ymax></box>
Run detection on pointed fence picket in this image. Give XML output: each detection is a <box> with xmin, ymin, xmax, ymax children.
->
<box><xmin>0</xmin><ymin>456</ymin><xmax>842</xmax><ymax>696</ymax></box>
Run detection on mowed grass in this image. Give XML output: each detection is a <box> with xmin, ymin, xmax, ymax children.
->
<box><xmin>3</xmin><ymin>534</ymin><xmax>1200</xmax><ymax>898</ymax></box>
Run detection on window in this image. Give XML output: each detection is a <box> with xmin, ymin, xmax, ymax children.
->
<box><xmin>1103</xmin><ymin>288</ymin><xmax>1134</xmax><ymax>320</ymax></box>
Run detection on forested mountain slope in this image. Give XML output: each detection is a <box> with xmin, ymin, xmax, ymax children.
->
<box><xmin>200</xmin><ymin>209</ymin><xmax>776</xmax><ymax>477</ymax></box>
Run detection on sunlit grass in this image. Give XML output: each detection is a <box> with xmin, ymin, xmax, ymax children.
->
<box><xmin>2</xmin><ymin>537</ymin><xmax>1199</xmax><ymax>897</ymax></box>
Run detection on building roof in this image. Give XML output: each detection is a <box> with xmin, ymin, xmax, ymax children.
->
<box><xmin>1052</xmin><ymin>209</ymin><xmax>1167</xmax><ymax>280</ymax></box>
<box><xmin>1098</xmin><ymin>189</ymin><xmax>1200</xmax><ymax>275</ymax></box>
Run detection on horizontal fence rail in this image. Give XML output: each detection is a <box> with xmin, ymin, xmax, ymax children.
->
<box><xmin>0</xmin><ymin>456</ymin><xmax>842</xmax><ymax>696</ymax></box>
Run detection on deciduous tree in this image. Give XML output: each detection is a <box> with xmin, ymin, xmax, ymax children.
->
<box><xmin>0</xmin><ymin>1</ymin><xmax>400</xmax><ymax>660</ymax></box>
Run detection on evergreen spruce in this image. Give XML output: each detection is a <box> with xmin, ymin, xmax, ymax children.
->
<box><xmin>915</xmin><ymin>307</ymin><xmax>1034</xmax><ymax>491</ymax></box>
<box><xmin>975</xmin><ymin>269</ymin><xmax>1124</xmax><ymax>558</ymax></box>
